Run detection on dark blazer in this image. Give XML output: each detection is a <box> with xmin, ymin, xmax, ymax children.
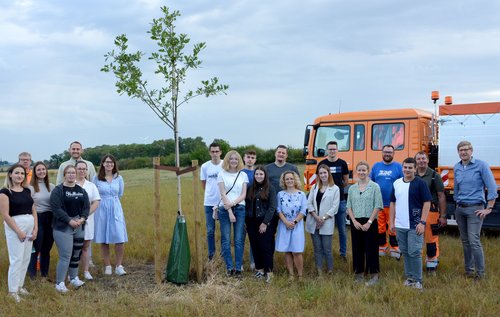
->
<box><xmin>245</xmin><ymin>185</ymin><xmax>276</xmax><ymax>226</ymax></box>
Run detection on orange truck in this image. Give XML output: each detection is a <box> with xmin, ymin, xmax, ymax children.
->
<box><xmin>302</xmin><ymin>92</ymin><xmax>500</xmax><ymax>228</ymax></box>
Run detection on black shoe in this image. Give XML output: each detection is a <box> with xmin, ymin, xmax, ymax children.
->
<box><xmin>234</xmin><ymin>270</ymin><xmax>243</xmax><ymax>278</ymax></box>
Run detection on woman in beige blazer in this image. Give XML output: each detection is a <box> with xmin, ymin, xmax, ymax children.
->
<box><xmin>306</xmin><ymin>164</ymin><xmax>340</xmax><ymax>275</ymax></box>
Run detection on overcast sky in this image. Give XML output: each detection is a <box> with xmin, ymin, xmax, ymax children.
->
<box><xmin>1</xmin><ymin>0</ymin><xmax>500</xmax><ymax>162</ymax></box>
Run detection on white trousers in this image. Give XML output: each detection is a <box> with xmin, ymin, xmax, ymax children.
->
<box><xmin>4</xmin><ymin>214</ymin><xmax>34</xmax><ymax>293</ymax></box>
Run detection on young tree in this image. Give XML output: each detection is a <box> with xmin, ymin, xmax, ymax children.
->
<box><xmin>101</xmin><ymin>6</ymin><xmax>228</xmax><ymax>215</ymax></box>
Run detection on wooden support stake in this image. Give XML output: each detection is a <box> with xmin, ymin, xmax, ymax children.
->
<box><xmin>153</xmin><ymin>157</ymin><xmax>162</xmax><ymax>284</ymax></box>
<box><xmin>192</xmin><ymin>160</ymin><xmax>203</xmax><ymax>283</ymax></box>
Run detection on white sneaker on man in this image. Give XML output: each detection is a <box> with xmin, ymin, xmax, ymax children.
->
<box><xmin>70</xmin><ymin>277</ymin><xmax>85</xmax><ymax>288</ymax></box>
<box><xmin>55</xmin><ymin>282</ymin><xmax>69</xmax><ymax>293</ymax></box>
<box><xmin>83</xmin><ymin>271</ymin><xmax>93</xmax><ymax>280</ymax></box>
<box><xmin>104</xmin><ymin>265</ymin><xmax>113</xmax><ymax>275</ymax></box>
<box><xmin>115</xmin><ymin>265</ymin><xmax>127</xmax><ymax>276</ymax></box>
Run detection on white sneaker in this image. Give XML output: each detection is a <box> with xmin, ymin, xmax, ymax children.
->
<box><xmin>403</xmin><ymin>279</ymin><xmax>414</xmax><ymax>287</ymax></box>
<box><xmin>70</xmin><ymin>277</ymin><xmax>85</xmax><ymax>288</ymax></box>
<box><xmin>104</xmin><ymin>265</ymin><xmax>112</xmax><ymax>275</ymax></box>
<box><xmin>115</xmin><ymin>265</ymin><xmax>127</xmax><ymax>276</ymax></box>
<box><xmin>8</xmin><ymin>292</ymin><xmax>21</xmax><ymax>303</ymax></box>
<box><xmin>83</xmin><ymin>271</ymin><xmax>93</xmax><ymax>280</ymax></box>
<box><xmin>55</xmin><ymin>282</ymin><xmax>69</xmax><ymax>293</ymax></box>
<box><xmin>18</xmin><ymin>288</ymin><xmax>30</xmax><ymax>296</ymax></box>
<box><xmin>412</xmin><ymin>281</ymin><xmax>423</xmax><ymax>290</ymax></box>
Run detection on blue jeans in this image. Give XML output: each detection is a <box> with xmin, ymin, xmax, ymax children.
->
<box><xmin>455</xmin><ymin>205</ymin><xmax>485</xmax><ymax>276</ymax></box>
<box><xmin>335</xmin><ymin>200</ymin><xmax>347</xmax><ymax>256</ymax></box>
<box><xmin>396</xmin><ymin>228</ymin><xmax>424</xmax><ymax>283</ymax></box>
<box><xmin>219</xmin><ymin>205</ymin><xmax>246</xmax><ymax>271</ymax></box>
<box><xmin>310</xmin><ymin>231</ymin><xmax>333</xmax><ymax>271</ymax></box>
<box><xmin>204</xmin><ymin>206</ymin><xmax>216</xmax><ymax>260</ymax></box>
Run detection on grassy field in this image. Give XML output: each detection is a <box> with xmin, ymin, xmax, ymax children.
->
<box><xmin>0</xmin><ymin>168</ymin><xmax>499</xmax><ymax>316</ymax></box>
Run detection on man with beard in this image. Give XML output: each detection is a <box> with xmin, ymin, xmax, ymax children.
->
<box><xmin>266</xmin><ymin>145</ymin><xmax>299</xmax><ymax>233</ymax></box>
<box><xmin>56</xmin><ymin>141</ymin><xmax>96</xmax><ymax>185</ymax></box>
<box><xmin>369</xmin><ymin>144</ymin><xmax>403</xmax><ymax>259</ymax></box>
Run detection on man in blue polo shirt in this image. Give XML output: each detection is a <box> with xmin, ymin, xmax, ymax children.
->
<box><xmin>370</xmin><ymin>145</ymin><xmax>403</xmax><ymax>259</ymax></box>
<box><xmin>454</xmin><ymin>141</ymin><xmax>497</xmax><ymax>279</ymax></box>
<box><xmin>389</xmin><ymin>157</ymin><xmax>431</xmax><ymax>290</ymax></box>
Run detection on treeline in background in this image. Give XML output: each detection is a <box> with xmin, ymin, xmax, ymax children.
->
<box><xmin>44</xmin><ymin>137</ymin><xmax>304</xmax><ymax>170</ymax></box>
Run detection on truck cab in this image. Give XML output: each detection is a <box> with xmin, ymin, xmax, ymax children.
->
<box><xmin>303</xmin><ymin>108</ymin><xmax>434</xmax><ymax>191</ymax></box>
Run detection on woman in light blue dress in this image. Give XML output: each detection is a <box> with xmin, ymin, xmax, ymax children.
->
<box><xmin>93</xmin><ymin>154</ymin><xmax>128</xmax><ymax>276</ymax></box>
<box><xmin>275</xmin><ymin>171</ymin><xmax>307</xmax><ymax>280</ymax></box>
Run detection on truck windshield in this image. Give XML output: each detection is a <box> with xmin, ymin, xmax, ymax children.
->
<box><xmin>313</xmin><ymin>125</ymin><xmax>350</xmax><ymax>156</ymax></box>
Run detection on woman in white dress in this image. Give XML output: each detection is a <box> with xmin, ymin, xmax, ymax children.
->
<box><xmin>75</xmin><ymin>160</ymin><xmax>100</xmax><ymax>280</ymax></box>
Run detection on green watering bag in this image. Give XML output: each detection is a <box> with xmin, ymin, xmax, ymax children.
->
<box><xmin>165</xmin><ymin>214</ymin><xmax>191</xmax><ymax>284</ymax></box>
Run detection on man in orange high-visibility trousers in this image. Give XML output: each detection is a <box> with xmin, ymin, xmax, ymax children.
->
<box><xmin>369</xmin><ymin>145</ymin><xmax>403</xmax><ymax>259</ymax></box>
<box><xmin>415</xmin><ymin>152</ymin><xmax>447</xmax><ymax>272</ymax></box>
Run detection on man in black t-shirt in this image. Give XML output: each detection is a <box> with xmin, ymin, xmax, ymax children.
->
<box><xmin>317</xmin><ymin>141</ymin><xmax>349</xmax><ymax>258</ymax></box>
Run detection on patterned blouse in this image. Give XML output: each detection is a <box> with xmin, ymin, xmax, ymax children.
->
<box><xmin>346</xmin><ymin>180</ymin><xmax>383</xmax><ymax>219</ymax></box>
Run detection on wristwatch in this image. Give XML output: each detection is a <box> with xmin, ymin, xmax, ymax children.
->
<box><xmin>486</xmin><ymin>206</ymin><xmax>494</xmax><ymax>210</ymax></box>
<box><xmin>322</xmin><ymin>216</ymin><xmax>327</xmax><ymax>221</ymax></box>
<box><xmin>419</xmin><ymin>220</ymin><xmax>426</xmax><ymax>225</ymax></box>
<box><xmin>293</xmin><ymin>220</ymin><xmax>298</xmax><ymax>224</ymax></box>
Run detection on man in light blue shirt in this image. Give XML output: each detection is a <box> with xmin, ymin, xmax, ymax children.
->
<box><xmin>453</xmin><ymin>141</ymin><xmax>498</xmax><ymax>279</ymax></box>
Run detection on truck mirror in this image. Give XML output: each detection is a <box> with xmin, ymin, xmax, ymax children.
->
<box><xmin>317</xmin><ymin>148</ymin><xmax>325</xmax><ymax>157</ymax></box>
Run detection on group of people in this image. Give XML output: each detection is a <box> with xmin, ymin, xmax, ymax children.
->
<box><xmin>0</xmin><ymin>141</ymin><xmax>128</xmax><ymax>302</ymax></box>
<box><xmin>200</xmin><ymin>140</ymin><xmax>497</xmax><ymax>290</ymax></box>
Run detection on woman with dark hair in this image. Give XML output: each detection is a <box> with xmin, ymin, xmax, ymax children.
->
<box><xmin>75</xmin><ymin>160</ymin><xmax>100</xmax><ymax>280</ymax></box>
<box><xmin>51</xmin><ymin>165</ymin><xmax>89</xmax><ymax>293</ymax></box>
<box><xmin>275</xmin><ymin>171</ymin><xmax>307</xmax><ymax>281</ymax></box>
<box><xmin>0</xmin><ymin>164</ymin><xmax>37</xmax><ymax>302</ymax></box>
<box><xmin>93</xmin><ymin>154</ymin><xmax>128</xmax><ymax>276</ymax></box>
<box><xmin>27</xmin><ymin>161</ymin><xmax>55</xmax><ymax>280</ymax></box>
<box><xmin>245</xmin><ymin>165</ymin><xmax>276</xmax><ymax>283</ymax></box>
<box><xmin>306</xmin><ymin>164</ymin><xmax>340</xmax><ymax>275</ymax></box>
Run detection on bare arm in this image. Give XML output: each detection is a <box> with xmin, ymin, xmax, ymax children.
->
<box><xmin>201</xmin><ymin>180</ymin><xmax>206</xmax><ymax>190</ymax></box>
<box><xmin>30</xmin><ymin>204</ymin><xmax>38</xmax><ymax>240</ymax></box>
<box><xmin>416</xmin><ymin>201</ymin><xmax>431</xmax><ymax>235</ymax></box>
<box><xmin>437</xmin><ymin>191</ymin><xmax>447</xmax><ymax>225</ymax></box>
<box><xmin>89</xmin><ymin>200</ymin><xmax>100</xmax><ymax>215</ymax></box>
<box><xmin>342</xmin><ymin>174</ymin><xmax>349</xmax><ymax>188</ymax></box>
<box><xmin>389</xmin><ymin>202</ymin><xmax>396</xmax><ymax>234</ymax></box>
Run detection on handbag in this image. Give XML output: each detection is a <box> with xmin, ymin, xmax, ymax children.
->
<box><xmin>212</xmin><ymin>171</ymin><xmax>242</xmax><ymax>220</ymax></box>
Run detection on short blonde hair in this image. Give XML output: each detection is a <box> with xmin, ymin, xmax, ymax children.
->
<box><xmin>222</xmin><ymin>150</ymin><xmax>244</xmax><ymax>171</ymax></box>
<box><xmin>279</xmin><ymin>171</ymin><xmax>302</xmax><ymax>190</ymax></box>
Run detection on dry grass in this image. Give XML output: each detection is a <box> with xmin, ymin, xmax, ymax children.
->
<box><xmin>0</xmin><ymin>168</ymin><xmax>499</xmax><ymax>316</ymax></box>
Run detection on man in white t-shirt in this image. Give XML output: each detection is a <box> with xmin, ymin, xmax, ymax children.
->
<box><xmin>200</xmin><ymin>142</ymin><xmax>223</xmax><ymax>260</ymax></box>
<box><xmin>389</xmin><ymin>157</ymin><xmax>431</xmax><ymax>290</ymax></box>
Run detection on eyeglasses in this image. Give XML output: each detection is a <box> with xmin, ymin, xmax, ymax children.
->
<box><xmin>382</xmin><ymin>151</ymin><xmax>394</xmax><ymax>154</ymax></box>
<box><xmin>458</xmin><ymin>148</ymin><xmax>471</xmax><ymax>152</ymax></box>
